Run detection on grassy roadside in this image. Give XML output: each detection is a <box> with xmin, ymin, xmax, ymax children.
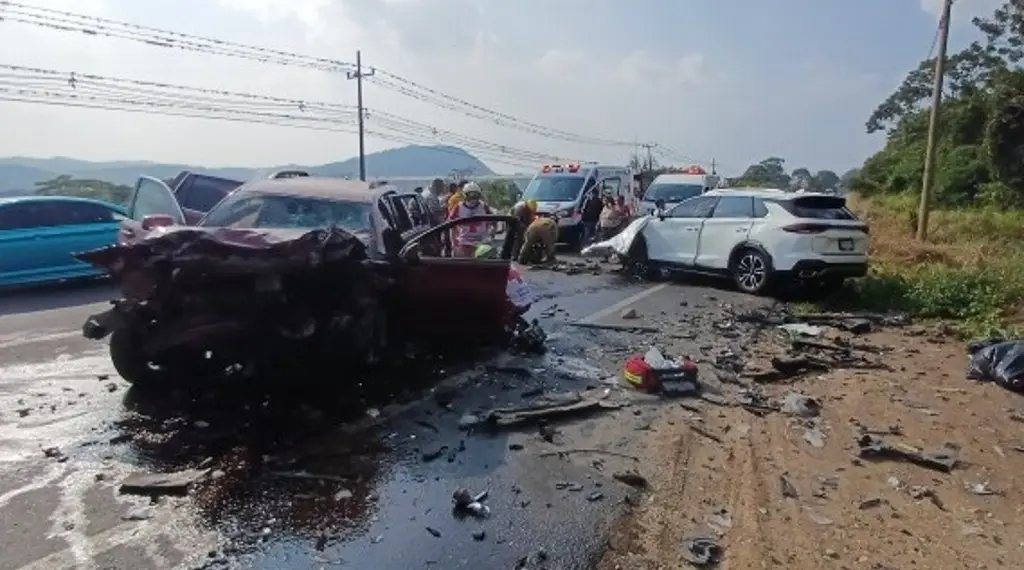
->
<box><xmin>804</xmin><ymin>192</ymin><xmax>1024</xmax><ymax>337</ymax></box>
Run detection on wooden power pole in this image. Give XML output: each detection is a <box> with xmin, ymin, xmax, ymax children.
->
<box><xmin>917</xmin><ymin>0</ymin><xmax>952</xmax><ymax>241</ymax></box>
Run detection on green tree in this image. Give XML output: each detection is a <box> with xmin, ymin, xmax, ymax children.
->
<box><xmin>857</xmin><ymin>1</ymin><xmax>1024</xmax><ymax>206</ymax></box>
<box><xmin>738</xmin><ymin>157</ymin><xmax>791</xmax><ymax>188</ymax></box>
<box><xmin>791</xmin><ymin>167</ymin><xmax>812</xmax><ymax>190</ymax></box>
<box><xmin>811</xmin><ymin>170</ymin><xmax>840</xmax><ymax>192</ymax></box>
<box><xmin>479</xmin><ymin>180</ymin><xmax>520</xmax><ymax>212</ymax></box>
<box><xmin>33</xmin><ymin>175</ymin><xmax>133</xmax><ymax>205</ymax></box>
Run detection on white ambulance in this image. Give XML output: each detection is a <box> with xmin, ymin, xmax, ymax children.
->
<box><xmin>637</xmin><ymin>166</ymin><xmax>720</xmax><ymax>215</ymax></box>
<box><xmin>520</xmin><ymin>162</ymin><xmax>632</xmax><ymax>247</ymax></box>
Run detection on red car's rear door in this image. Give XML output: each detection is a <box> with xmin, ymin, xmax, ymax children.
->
<box><xmin>400</xmin><ymin>215</ymin><xmax>520</xmax><ymax>344</ymax></box>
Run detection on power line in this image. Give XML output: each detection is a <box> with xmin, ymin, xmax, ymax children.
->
<box><xmin>0</xmin><ymin>64</ymin><xmax>563</xmax><ymax>165</ymax></box>
<box><xmin>0</xmin><ymin>89</ymin><xmax>543</xmax><ymax>170</ymax></box>
<box><xmin>0</xmin><ymin>1</ymin><xmax>640</xmax><ymax>147</ymax></box>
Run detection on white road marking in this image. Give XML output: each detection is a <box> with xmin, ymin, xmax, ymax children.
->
<box><xmin>0</xmin><ymin>331</ymin><xmax>82</xmax><ymax>350</ymax></box>
<box><xmin>576</xmin><ymin>283</ymin><xmax>669</xmax><ymax>324</ymax></box>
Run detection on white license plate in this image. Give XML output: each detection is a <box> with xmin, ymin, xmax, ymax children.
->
<box><xmin>838</xmin><ymin>239</ymin><xmax>854</xmax><ymax>251</ymax></box>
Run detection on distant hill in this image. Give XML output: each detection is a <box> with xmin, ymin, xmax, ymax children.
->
<box><xmin>0</xmin><ymin>145</ymin><xmax>494</xmax><ymax>195</ymax></box>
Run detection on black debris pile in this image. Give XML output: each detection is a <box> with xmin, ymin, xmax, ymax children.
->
<box><xmin>508</xmin><ymin>317</ymin><xmax>548</xmax><ymax>355</ymax></box>
<box><xmin>967</xmin><ymin>338</ymin><xmax>1024</xmax><ymax>393</ymax></box>
<box><xmin>452</xmin><ymin>487</ymin><xmax>491</xmax><ymax>518</ymax></box>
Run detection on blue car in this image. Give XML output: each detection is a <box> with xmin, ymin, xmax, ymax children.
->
<box><xmin>0</xmin><ymin>195</ymin><xmax>128</xmax><ymax>288</ymax></box>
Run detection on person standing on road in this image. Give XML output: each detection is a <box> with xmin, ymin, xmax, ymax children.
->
<box><xmin>422</xmin><ymin>178</ymin><xmax>446</xmax><ymax>225</ymax></box>
<box><xmin>448</xmin><ymin>182</ymin><xmax>494</xmax><ymax>257</ymax></box>
<box><xmin>598</xmin><ymin>196</ymin><xmax>625</xmax><ymax>240</ymax></box>
<box><xmin>580</xmin><ymin>187</ymin><xmax>603</xmax><ymax>246</ymax></box>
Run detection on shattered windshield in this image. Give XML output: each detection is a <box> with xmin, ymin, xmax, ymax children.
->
<box><xmin>200</xmin><ymin>193</ymin><xmax>373</xmax><ymax>232</ymax></box>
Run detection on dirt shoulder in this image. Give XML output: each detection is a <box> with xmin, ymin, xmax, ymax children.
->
<box><xmin>597</xmin><ymin>325</ymin><xmax>1024</xmax><ymax>570</ymax></box>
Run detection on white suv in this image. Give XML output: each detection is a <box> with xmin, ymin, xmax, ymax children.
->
<box><xmin>628</xmin><ymin>188</ymin><xmax>869</xmax><ymax>294</ymax></box>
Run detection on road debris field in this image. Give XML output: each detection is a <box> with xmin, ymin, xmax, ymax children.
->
<box><xmin>4</xmin><ymin>263</ymin><xmax>1023</xmax><ymax>570</ymax></box>
<box><xmin>0</xmin><ymin>265</ymin><xmax>715</xmax><ymax>570</ymax></box>
<box><xmin>597</xmin><ymin>308</ymin><xmax>1024</xmax><ymax>570</ymax></box>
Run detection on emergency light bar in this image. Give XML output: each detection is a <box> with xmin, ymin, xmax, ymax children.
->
<box><xmin>540</xmin><ymin>162</ymin><xmax>582</xmax><ymax>173</ymax></box>
<box><xmin>683</xmin><ymin>165</ymin><xmax>706</xmax><ymax>175</ymax></box>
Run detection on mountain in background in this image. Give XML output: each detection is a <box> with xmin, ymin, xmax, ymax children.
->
<box><xmin>0</xmin><ymin>145</ymin><xmax>495</xmax><ymax>194</ymax></box>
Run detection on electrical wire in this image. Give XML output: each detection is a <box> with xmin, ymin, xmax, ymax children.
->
<box><xmin>0</xmin><ymin>89</ymin><xmax>542</xmax><ymax>170</ymax></box>
<box><xmin>0</xmin><ymin>1</ymin><xmax>641</xmax><ymax>147</ymax></box>
<box><xmin>0</xmin><ymin>64</ymin><xmax>562</xmax><ymax>165</ymax></box>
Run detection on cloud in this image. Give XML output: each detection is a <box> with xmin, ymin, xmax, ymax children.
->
<box><xmin>0</xmin><ymin>0</ymin><xmax>911</xmax><ymax>176</ymax></box>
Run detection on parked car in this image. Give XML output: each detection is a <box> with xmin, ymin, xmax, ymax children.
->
<box><xmin>0</xmin><ymin>195</ymin><xmax>129</xmax><ymax>288</ymax></box>
<box><xmin>76</xmin><ymin>175</ymin><xmax>529</xmax><ymax>388</ymax></box>
<box><xmin>584</xmin><ymin>188</ymin><xmax>869</xmax><ymax>295</ymax></box>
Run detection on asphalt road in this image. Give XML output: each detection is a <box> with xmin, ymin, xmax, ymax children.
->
<box><xmin>0</xmin><ymin>266</ymin><xmax>770</xmax><ymax>570</ymax></box>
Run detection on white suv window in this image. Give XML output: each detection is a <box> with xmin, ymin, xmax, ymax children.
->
<box><xmin>711</xmin><ymin>196</ymin><xmax>753</xmax><ymax>218</ymax></box>
<box><xmin>669</xmin><ymin>196</ymin><xmax>716</xmax><ymax>218</ymax></box>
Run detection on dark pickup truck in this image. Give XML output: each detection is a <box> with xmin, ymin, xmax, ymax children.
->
<box><xmin>167</xmin><ymin>171</ymin><xmax>246</xmax><ymax>224</ymax></box>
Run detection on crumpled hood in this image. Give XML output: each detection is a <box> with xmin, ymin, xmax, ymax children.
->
<box><xmin>76</xmin><ymin>225</ymin><xmax>368</xmax><ymax>281</ymax></box>
<box><xmin>580</xmin><ymin>216</ymin><xmax>650</xmax><ymax>258</ymax></box>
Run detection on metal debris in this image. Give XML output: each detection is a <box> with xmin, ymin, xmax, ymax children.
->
<box><xmin>119</xmin><ymin>468</ymin><xmax>210</xmax><ymax>496</ymax></box>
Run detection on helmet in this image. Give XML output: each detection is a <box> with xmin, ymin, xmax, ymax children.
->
<box><xmin>474</xmin><ymin>244</ymin><xmax>497</xmax><ymax>259</ymax></box>
<box><xmin>526</xmin><ymin>199</ymin><xmax>538</xmax><ymax>212</ymax></box>
<box><xmin>463</xmin><ymin>182</ymin><xmax>482</xmax><ymax>198</ymax></box>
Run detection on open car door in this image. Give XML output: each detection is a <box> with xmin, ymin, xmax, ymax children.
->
<box><xmin>120</xmin><ymin>176</ymin><xmax>187</xmax><ymax>243</ymax></box>
<box><xmin>399</xmin><ymin>214</ymin><xmax>521</xmax><ymax>344</ymax></box>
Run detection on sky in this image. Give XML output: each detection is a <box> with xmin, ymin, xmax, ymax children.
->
<box><xmin>0</xmin><ymin>0</ymin><xmax>1005</xmax><ymax>176</ymax></box>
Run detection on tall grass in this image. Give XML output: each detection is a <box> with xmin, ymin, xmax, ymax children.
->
<box><xmin>816</xmin><ymin>193</ymin><xmax>1024</xmax><ymax>337</ymax></box>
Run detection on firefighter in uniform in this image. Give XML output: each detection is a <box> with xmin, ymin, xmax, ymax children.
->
<box><xmin>518</xmin><ymin>214</ymin><xmax>558</xmax><ymax>265</ymax></box>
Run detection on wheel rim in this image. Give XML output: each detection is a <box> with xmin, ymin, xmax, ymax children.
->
<box><xmin>736</xmin><ymin>254</ymin><xmax>766</xmax><ymax>290</ymax></box>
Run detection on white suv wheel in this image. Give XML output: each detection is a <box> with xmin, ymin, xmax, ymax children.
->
<box><xmin>732</xmin><ymin>250</ymin><xmax>770</xmax><ymax>294</ymax></box>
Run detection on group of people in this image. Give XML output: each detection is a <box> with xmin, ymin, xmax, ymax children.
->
<box><xmin>580</xmin><ymin>187</ymin><xmax>631</xmax><ymax>246</ymax></box>
<box><xmin>416</xmin><ymin>178</ymin><xmax>632</xmax><ymax>266</ymax></box>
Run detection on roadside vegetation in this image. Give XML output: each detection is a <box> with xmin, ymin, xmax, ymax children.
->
<box><xmin>788</xmin><ymin>0</ymin><xmax>1024</xmax><ymax>337</ymax></box>
<box><xmin>824</xmin><ymin>193</ymin><xmax>1024</xmax><ymax>337</ymax></box>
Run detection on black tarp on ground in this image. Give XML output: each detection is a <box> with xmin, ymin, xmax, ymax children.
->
<box><xmin>967</xmin><ymin>339</ymin><xmax>1024</xmax><ymax>392</ymax></box>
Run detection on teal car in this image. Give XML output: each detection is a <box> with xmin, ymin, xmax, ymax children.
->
<box><xmin>0</xmin><ymin>195</ymin><xmax>128</xmax><ymax>288</ymax></box>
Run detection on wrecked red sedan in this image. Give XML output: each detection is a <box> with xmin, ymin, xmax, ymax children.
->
<box><xmin>76</xmin><ymin>176</ymin><xmax>534</xmax><ymax>387</ymax></box>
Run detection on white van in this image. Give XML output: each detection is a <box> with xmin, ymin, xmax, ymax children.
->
<box><xmin>638</xmin><ymin>166</ymin><xmax>720</xmax><ymax>215</ymax></box>
<box><xmin>520</xmin><ymin>162</ymin><xmax>631</xmax><ymax>246</ymax></box>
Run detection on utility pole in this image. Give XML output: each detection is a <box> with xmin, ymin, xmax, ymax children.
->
<box><xmin>640</xmin><ymin>143</ymin><xmax>656</xmax><ymax>171</ymax></box>
<box><xmin>710</xmin><ymin>158</ymin><xmax>717</xmax><ymax>175</ymax></box>
<box><xmin>917</xmin><ymin>0</ymin><xmax>952</xmax><ymax>241</ymax></box>
<box><xmin>346</xmin><ymin>50</ymin><xmax>375</xmax><ymax>181</ymax></box>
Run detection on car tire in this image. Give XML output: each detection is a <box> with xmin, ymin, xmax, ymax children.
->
<box><xmin>108</xmin><ymin>328</ymin><xmax>169</xmax><ymax>389</ymax></box>
<box><xmin>730</xmin><ymin>248</ymin><xmax>772</xmax><ymax>295</ymax></box>
<box><xmin>626</xmin><ymin>237</ymin><xmax>661</xmax><ymax>281</ymax></box>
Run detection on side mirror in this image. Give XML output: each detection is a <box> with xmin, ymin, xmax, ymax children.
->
<box><xmin>141</xmin><ymin>213</ymin><xmax>175</xmax><ymax>230</ymax></box>
<box><xmin>654</xmin><ymin>199</ymin><xmax>666</xmax><ymax>210</ymax></box>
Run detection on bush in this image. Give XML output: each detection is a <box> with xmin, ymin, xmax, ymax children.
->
<box><xmin>479</xmin><ymin>180</ymin><xmax>520</xmax><ymax>213</ymax></box>
<box><xmin>804</xmin><ymin>192</ymin><xmax>1024</xmax><ymax>337</ymax></box>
